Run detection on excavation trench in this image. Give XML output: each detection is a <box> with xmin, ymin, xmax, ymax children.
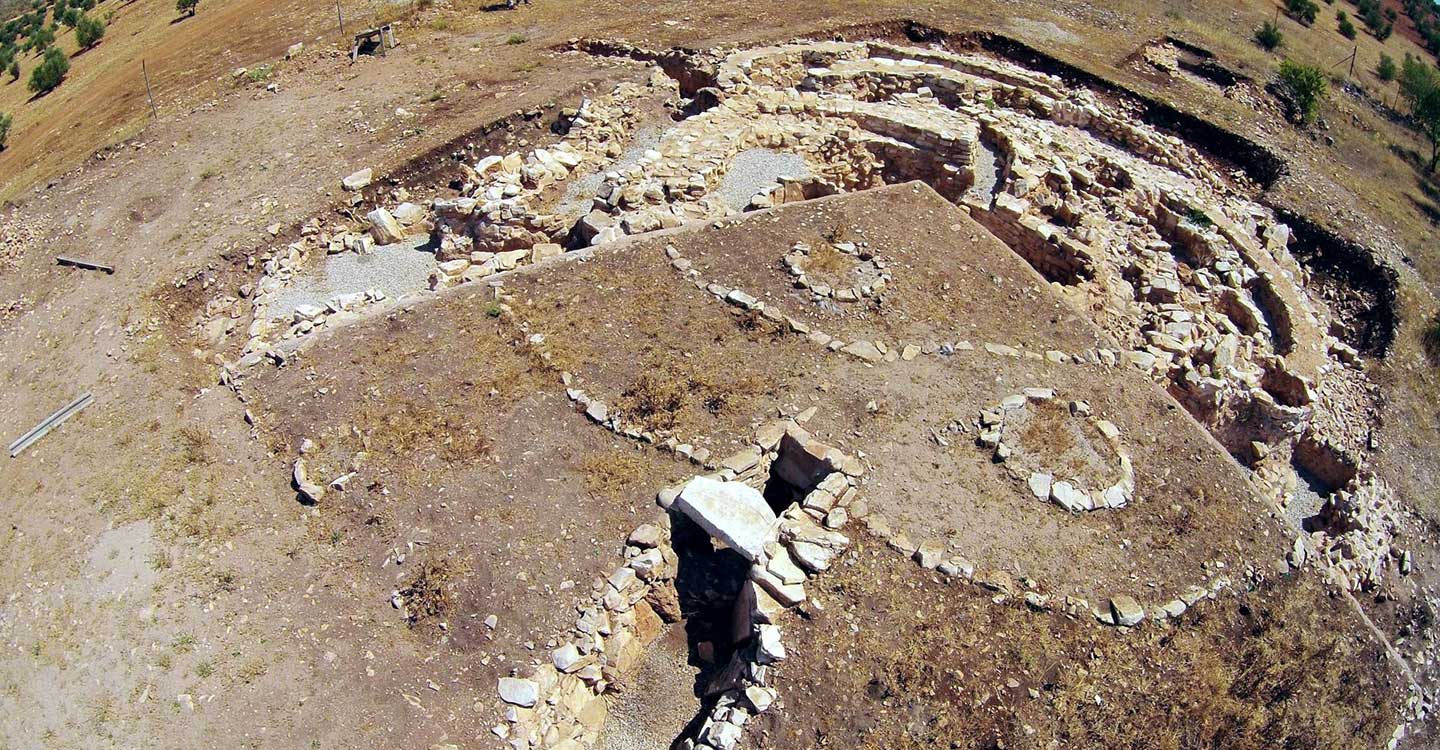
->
<box><xmin>561</xmin><ymin>38</ymin><xmax>720</xmax><ymax>98</ymax></box>
<box><xmin>600</xmin><ymin>436</ymin><xmax>835</xmax><ymax>750</ymax></box>
<box><xmin>246</xmin><ymin>31</ymin><xmax>1392</xmax><ymax>512</ymax></box>
<box><xmin>594</xmin><ymin>514</ymin><xmax>746</xmax><ymax>750</ymax></box>
<box><xmin>1273</xmin><ymin>206</ymin><xmax>1400</xmax><ymax>357</ymax></box>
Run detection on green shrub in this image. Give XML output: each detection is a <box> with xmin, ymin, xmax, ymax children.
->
<box><xmin>245</xmin><ymin>64</ymin><xmax>271</xmax><ymax>82</ymax></box>
<box><xmin>1279</xmin><ymin>59</ymin><xmax>1328</xmax><ymax>125</ymax></box>
<box><xmin>26</xmin><ymin>45</ymin><xmax>67</xmax><ymax>94</ymax></box>
<box><xmin>25</xmin><ymin>23</ymin><xmax>52</xmax><ymax>52</ymax></box>
<box><xmin>1338</xmin><ymin>11</ymin><xmax>1357</xmax><ymax>39</ymax></box>
<box><xmin>0</xmin><ymin>112</ymin><xmax>11</xmax><ymax>150</ymax></box>
<box><xmin>1378</xmin><ymin>53</ymin><xmax>1398</xmax><ymax>82</ymax></box>
<box><xmin>74</xmin><ymin>13</ymin><xmax>102</xmax><ymax>49</ymax></box>
<box><xmin>1287</xmin><ymin>0</ymin><xmax>1320</xmax><ymax>25</ymax></box>
<box><xmin>505</xmin><ymin>33</ymin><xmax>526</xmax><ymax>45</ymax></box>
<box><xmin>1356</xmin><ymin>0</ymin><xmax>1394</xmax><ymax>39</ymax></box>
<box><xmin>176</xmin><ymin>0</ymin><xmax>198</xmax><ymax>16</ymax></box>
<box><xmin>6</xmin><ymin>60</ymin><xmax>17</xmax><ymax>81</ymax></box>
<box><xmin>1400</xmin><ymin>53</ymin><xmax>1440</xmax><ymax>170</ymax></box>
<box><xmin>1255</xmin><ymin>20</ymin><xmax>1285</xmax><ymax>51</ymax></box>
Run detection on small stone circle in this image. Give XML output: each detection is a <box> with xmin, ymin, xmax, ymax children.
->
<box><xmin>783</xmin><ymin>240</ymin><xmax>891</xmax><ymax>303</ymax></box>
<box><xmin>976</xmin><ymin>389</ymin><xmax>1135</xmax><ymax>513</ymax></box>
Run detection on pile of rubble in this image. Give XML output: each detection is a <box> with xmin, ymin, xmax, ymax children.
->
<box><xmin>1309</xmin><ymin>476</ymin><xmax>1405</xmax><ymax>593</ymax></box>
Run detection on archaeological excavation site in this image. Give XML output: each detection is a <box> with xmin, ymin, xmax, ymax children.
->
<box><xmin>6</xmin><ymin>6</ymin><xmax>1440</xmax><ymax>750</ymax></box>
<box><xmin>178</xmin><ymin>25</ymin><xmax>1425</xmax><ymax>749</ymax></box>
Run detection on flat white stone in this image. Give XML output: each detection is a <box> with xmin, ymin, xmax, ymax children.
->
<box><xmin>673</xmin><ymin>477</ymin><xmax>777</xmax><ymax>562</ymax></box>
<box><xmin>497</xmin><ymin>677</ymin><xmax>538</xmax><ymax>707</ymax></box>
<box><xmin>1027</xmin><ymin>472</ymin><xmax>1053</xmax><ymax>499</ymax></box>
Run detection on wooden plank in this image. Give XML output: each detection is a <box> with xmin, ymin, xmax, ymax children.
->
<box><xmin>56</xmin><ymin>255</ymin><xmax>115</xmax><ymax>274</ymax></box>
<box><xmin>9</xmin><ymin>393</ymin><xmax>94</xmax><ymax>458</ymax></box>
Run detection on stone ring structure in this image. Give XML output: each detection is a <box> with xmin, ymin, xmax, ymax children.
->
<box><xmin>976</xmin><ymin>388</ymin><xmax>1135</xmax><ymax>512</ymax></box>
<box><xmin>782</xmin><ymin>239</ymin><xmax>891</xmax><ymax>303</ymax></box>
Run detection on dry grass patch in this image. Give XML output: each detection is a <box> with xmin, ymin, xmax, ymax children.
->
<box><xmin>581</xmin><ymin>448</ymin><xmax>654</xmax><ymax>498</ymax></box>
<box><xmin>803</xmin><ymin>243</ymin><xmax>858</xmax><ymax>279</ymax></box>
<box><xmin>397</xmin><ymin>556</ymin><xmax>466</xmax><ymax>627</ymax></box>
<box><xmin>356</xmin><ymin>398</ymin><xmax>494</xmax><ymax>465</ymax></box>
<box><xmin>615</xmin><ymin>362</ymin><xmax>770</xmax><ymax>433</ymax></box>
<box><xmin>766</xmin><ymin>536</ymin><xmax>1403</xmax><ymax>750</ymax></box>
<box><xmin>177</xmin><ymin>424</ymin><xmax>215</xmax><ymax>465</ymax></box>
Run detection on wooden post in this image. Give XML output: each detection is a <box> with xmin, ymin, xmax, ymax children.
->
<box><xmin>1349</xmin><ymin>46</ymin><xmax>1357</xmax><ymax>78</ymax></box>
<box><xmin>336</xmin><ymin>0</ymin><xmax>344</xmax><ymax>35</ymax></box>
<box><xmin>142</xmin><ymin>60</ymin><xmax>157</xmax><ymax>120</ymax></box>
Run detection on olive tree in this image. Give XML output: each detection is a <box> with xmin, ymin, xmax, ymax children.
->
<box><xmin>26</xmin><ymin>45</ymin><xmax>67</xmax><ymax>94</ymax></box>
<box><xmin>74</xmin><ymin>13</ymin><xmax>103</xmax><ymax>48</ymax></box>
<box><xmin>1400</xmin><ymin>54</ymin><xmax>1440</xmax><ymax>171</ymax></box>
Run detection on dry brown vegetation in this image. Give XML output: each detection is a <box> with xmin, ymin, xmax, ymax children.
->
<box><xmin>397</xmin><ymin>556</ymin><xmax>464</xmax><ymax>627</ymax></box>
<box><xmin>177</xmin><ymin>424</ymin><xmax>216</xmax><ymax>466</ymax></box>
<box><xmin>757</xmin><ymin>536</ymin><xmax>1402</xmax><ymax>750</ymax></box>
<box><xmin>581</xmin><ymin>448</ymin><xmax>655</xmax><ymax>498</ymax></box>
<box><xmin>802</xmin><ymin>243</ymin><xmax>858</xmax><ymax>280</ymax></box>
<box><xmin>615</xmin><ymin>363</ymin><xmax>770</xmax><ymax>433</ymax></box>
<box><xmin>356</xmin><ymin>398</ymin><xmax>495</xmax><ymax>465</ymax></box>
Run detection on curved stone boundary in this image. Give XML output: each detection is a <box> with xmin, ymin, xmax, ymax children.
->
<box><xmin>660</xmin><ymin>237</ymin><xmax>1190</xmax><ymax>376</ymax></box>
<box><xmin>783</xmin><ymin>239</ymin><xmax>891</xmax><ymax>303</ymax></box>
<box><xmin>858</xmin><ymin>508</ymin><xmax>1231</xmax><ymax>629</ymax></box>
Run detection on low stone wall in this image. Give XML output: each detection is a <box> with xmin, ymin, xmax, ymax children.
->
<box><xmin>968</xmin><ymin>194</ymin><xmax>1093</xmax><ymax>284</ymax></box>
<box><xmin>494</xmin><ymin>515</ymin><xmax>679</xmax><ymax>750</ymax></box>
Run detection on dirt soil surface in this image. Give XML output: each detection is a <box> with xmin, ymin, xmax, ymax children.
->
<box><xmin>515</xmin><ymin>185</ymin><xmax>1289</xmax><ymax>605</ymax></box>
<box><xmin>751</xmin><ymin>530</ymin><xmax>1405</xmax><ymax>750</ymax></box>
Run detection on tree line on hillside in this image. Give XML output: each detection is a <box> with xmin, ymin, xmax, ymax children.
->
<box><xmin>1403</xmin><ymin>0</ymin><xmax>1440</xmax><ymax>58</ymax></box>
<box><xmin>1251</xmin><ymin>6</ymin><xmax>1440</xmax><ymax>178</ymax></box>
<box><xmin>0</xmin><ymin>0</ymin><xmax>204</xmax><ymax>156</ymax></box>
<box><xmin>1284</xmin><ymin>0</ymin><xmax>1395</xmax><ymax>39</ymax></box>
<box><xmin>0</xmin><ymin>0</ymin><xmax>110</xmax><ymax>96</ymax></box>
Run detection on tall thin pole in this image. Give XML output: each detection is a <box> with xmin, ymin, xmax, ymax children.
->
<box><xmin>1349</xmin><ymin>46</ymin><xmax>1357</xmax><ymax>78</ymax></box>
<box><xmin>142</xmin><ymin>60</ymin><xmax>157</xmax><ymax>120</ymax></box>
<box><xmin>336</xmin><ymin>0</ymin><xmax>344</xmax><ymax>35</ymax></box>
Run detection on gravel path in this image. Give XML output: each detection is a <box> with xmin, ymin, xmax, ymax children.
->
<box><xmin>1287</xmin><ymin>461</ymin><xmax>1331</xmax><ymax>529</ymax></box>
<box><xmin>964</xmin><ymin>139</ymin><xmax>1004</xmax><ymax>206</ymax></box>
<box><xmin>594</xmin><ymin>625</ymin><xmax>702</xmax><ymax>750</ymax></box>
<box><xmin>269</xmin><ymin>235</ymin><xmax>434</xmax><ymax>316</ymax></box>
<box><xmin>716</xmin><ymin>148</ymin><xmax>810</xmax><ymax>211</ymax></box>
